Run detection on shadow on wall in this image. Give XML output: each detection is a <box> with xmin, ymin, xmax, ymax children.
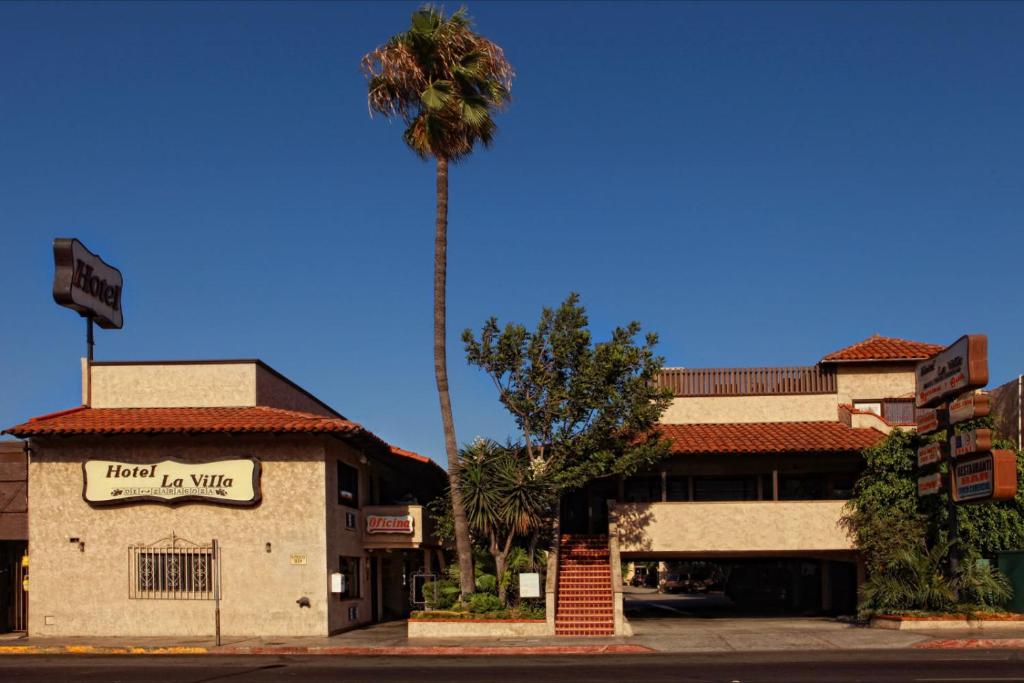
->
<box><xmin>613</xmin><ymin>503</ymin><xmax>654</xmax><ymax>552</ymax></box>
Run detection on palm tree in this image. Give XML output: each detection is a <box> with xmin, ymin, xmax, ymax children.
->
<box><xmin>362</xmin><ymin>5</ymin><xmax>513</xmax><ymax>596</ymax></box>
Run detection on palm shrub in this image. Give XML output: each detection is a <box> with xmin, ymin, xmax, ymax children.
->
<box><xmin>953</xmin><ymin>555</ymin><xmax>1013</xmax><ymax>608</ymax></box>
<box><xmin>859</xmin><ymin>538</ymin><xmax>957</xmax><ymax>616</ymax></box>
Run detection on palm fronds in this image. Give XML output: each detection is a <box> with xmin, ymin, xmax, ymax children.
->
<box><xmin>362</xmin><ymin>5</ymin><xmax>514</xmax><ymax>161</ymax></box>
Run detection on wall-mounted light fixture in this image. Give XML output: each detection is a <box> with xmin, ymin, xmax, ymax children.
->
<box><xmin>265</xmin><ymin>542</ymin><xmax>272</xmax><ymax>553</ymax></box>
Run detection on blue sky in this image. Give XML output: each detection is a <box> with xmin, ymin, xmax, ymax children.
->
<box><xmin>2</xmin><ymin>2</ymin><xmax>1022</xmax><ymax>463</ymax></box>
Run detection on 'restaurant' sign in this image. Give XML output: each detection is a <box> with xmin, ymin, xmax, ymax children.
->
<box><xmin>915</xmin><ymin>335</ymin><xmax>988</xmax><ymax>408</ymax></box>
<box><xmin>83</xmin><ymin>459</ymin><xmax>260</xmax><ymax>506</ymax></box>
<box><xmin>952</xmin><ymin>451</ymin><xmax>1017</xmax><ymax>503</ymax></box>
<box><xmin>949</xmin><ymin>393</ymin><xmax>991</xmax><ymax>426</ymax></box>
<box><xmin>950</xmin><ymin>429</ymin><xmax>993</xmax><ymax>459</ymax></box>
<box><xmin>53</xmin><ymin>238</ymin><xmax>124</xmax><ymax>329</ymax></box>
<box><xmin>366</xmin><ymin>515</ymin><xmax>414</xmax><ymax>534</ymax></box>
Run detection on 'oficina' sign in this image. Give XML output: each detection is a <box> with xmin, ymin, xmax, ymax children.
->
<box><xmin>52</xmin><ymin>238</ymin><xmax>124</xmax><ymax>329</ymax></box>
<box><xmin>83</xmin><ymin>459</ymin><xmax>261</xmax><ymax>506</ymax></box>
<box><xmin>366</xmin><ymin>515</ymin><xmax>414</xmax><ymax>534</ymax></box>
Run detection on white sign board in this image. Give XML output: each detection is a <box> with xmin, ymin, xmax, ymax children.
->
<box><xmin>950</xmin><ymin>429</ymin><xmax>993</xmax><ymax>459</ymax></box>
<box><xmin>519</xmin><ymin>572</ymin><xmax>541</xmax><ymax>599</ymax></box>
<box><xmin>52</xmin><ymin>238</ymin><xmax>124</xmax><ymax>329</ymax></box>
<box><xmin>83</xmin><ymin>459</ymin><xmax>260</xmax><ymax>506</ymax></box>
<box><xmin>915</xmin><ymin>335</ymin><xmax>988</xmax><ymax>408</ymax></box>
<box><xmin>918</xmin><ymin>442</ymin><xmax>945</xmax><ymax>468</ymax></box>
<box><xmin>918</xmin><ymin>472</ymin><xmax>942</xmax><ymax>496</ymax></box>
<box><xmin>949</xmin><ymin>394</ymin><xmax>991</xmax><ymax>426</ymax></box>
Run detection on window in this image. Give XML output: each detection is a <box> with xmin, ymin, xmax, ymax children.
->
<box><xmin>130</xmin><ymin>545</ymin><xmax>214</xmax><ymax>599</ymax></box>
<box><xmin>693</xmin><ymin>476</ymin><xmax>758</xmax><ymax>501</ymax></box>
<box><xmin>338</xmin><ymin>461</ymin><xmax>359</xmax><ymax>508</ymax></box>
<box><xmin>666</xmin><ymin>475</ymin><xmax>690</xmax><ymax>502</ymax></box>
<box><xmin>337</xmin><ymin>556</ymin><xmax>360</xmax><ymax>600</ymax></box>
<box><xmin>624</xmin><ymin>476</ymin><xmax>661</xmax><ymax>502</ymax></box>
<box><xmin>779</xmin><ymin>474</ymin><xmax>827</xmax><ymax>501</ymax></box>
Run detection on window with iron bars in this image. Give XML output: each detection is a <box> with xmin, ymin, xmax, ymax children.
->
<box><xmin>129</xmin><ymin>537</ymin><xmax>216</xmax><ymax>600</ymax></box>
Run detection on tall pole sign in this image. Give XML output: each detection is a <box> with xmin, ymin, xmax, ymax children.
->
<box><xmin>52</xmin><ymin>238</ymin><xmax>125</xmax><ymax>360</ymax></box>
<box><xmin>914</xmin><ymin>335</ymin><xmax>1016</xmax><ymax>576</ymax></box>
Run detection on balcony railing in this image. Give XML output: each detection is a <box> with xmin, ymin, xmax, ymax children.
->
<box><xmin>657</xmin><ymin>366</ymin><xmax>837</xmax><ymax>397</ymax></box>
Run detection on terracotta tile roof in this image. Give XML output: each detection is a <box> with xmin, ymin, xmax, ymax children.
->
<box><xmin>821</xmin><ymin>335</ymin><xmax>943</xmax><ymax>363</ymax></box>
<box><xmin>657</xmin><ymin>421</ymin><xmax>884</xmax><ymax>454</ymax></box>
<box><xmin>3</xmin><ymin>406</ymin><xmax>446</xmax><ymax>475</ymax></box>
<box><xmin>4</xmin><ymin>405</ymin><xmax>375</xmax><ymax>438</ymax></box>
<box><xmin>389</xmin><ymin>445</ymin><xmax>431</xmax><ymax>464</ymax></box>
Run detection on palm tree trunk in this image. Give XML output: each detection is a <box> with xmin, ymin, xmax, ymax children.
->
<box><xmin>434</xmin><ymin>155</ymin><xmax>476</xmax><ymax>596</ymax></box>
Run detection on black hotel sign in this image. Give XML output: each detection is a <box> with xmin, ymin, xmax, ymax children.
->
<box><xmin>53</xmin><ymin>238</ymin><xmax>124</xmax><ymax>329</ymax></box>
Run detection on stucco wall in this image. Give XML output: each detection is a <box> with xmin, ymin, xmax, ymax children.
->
<box><xmin>89</xmin><ymin>363</ymin><xmax>257</xmax><ymax>409</ymax></box>
<box><xmin>324</xmin><ymin>439</ymin><xmax>375</xmax><ymax>633</ymax></box>
<box><xmin>27</xmin><ymin>435</ymin><xmax>331</xmax><ymax>637</ymax></box>
<box><xmin>613</xmin><ymin>501</ymin><xmax>854</xmax><ymax>555</ymax></box>
<box><xmin>255</xmin><ymin>366</ymin><xmax>337</xmax><ymax>417</ymax></box>
<box><xmin>836</xmin><ymin>364</ymin><xmax>916</xmax><ymax>405</ymax></box>
<box><xmin>661</xmin><ymin>394</ymin><xmax>839</xmax><ymax>424</ymax></box>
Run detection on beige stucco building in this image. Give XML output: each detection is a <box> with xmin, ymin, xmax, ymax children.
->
<box><xmin>4</xmin><ymin>360</ymin><xmax>445</xmax><ymax>637</ymax></box>
<box><xmin>562</xmin><ymin>335</ymin><xmax>943</xmax><ymax>615</ymax></box>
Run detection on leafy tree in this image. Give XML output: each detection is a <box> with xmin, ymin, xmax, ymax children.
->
<box><xmin>457</xmin><ymin>439</ymin><xmax>553</xmax><ymax>604</ymax></box>
<box><xmin>462</xmin><ymin>293</ymin><xmax>673</xmax><ymax>538</ymax></box>
<box><xmin>362</xmin><ymin>5</ymin><xmax>514</xmax><ymax>597</ymax></box>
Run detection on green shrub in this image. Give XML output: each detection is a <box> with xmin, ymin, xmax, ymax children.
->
<box><xmin>475</xmin><ymin>573</ymin><xmax>497</xmax><ymax>594</ymax></box>
<box><xmin>423</xmin><ymin>579</ymin><xmax>460</xmax><ymax>610</ymax></box>
<box><xmin>467</xmin><ymin>592</ymin><xmax>504</xmax><ymax>614</ymax></box>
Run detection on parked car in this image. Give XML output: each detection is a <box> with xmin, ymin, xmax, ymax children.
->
<box><xmin>659</xmin><ymin>573</ymin><xmax>689</xmax><ymax>593</ymax></box>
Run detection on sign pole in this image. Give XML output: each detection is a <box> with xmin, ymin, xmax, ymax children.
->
<box><xmin>86</xmin><ymin>316</ymin><xmax>95</xmax><ymax>362</ymax></box>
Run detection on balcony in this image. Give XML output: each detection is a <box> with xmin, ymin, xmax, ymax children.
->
<box><xmin>611</xmin><ymin>500</ymin><xmax>854</xmax><ymax>557</ymax></box>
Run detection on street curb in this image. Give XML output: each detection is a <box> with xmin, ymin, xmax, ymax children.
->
<box><xmin>0</xmin><ymin>644</ymin><xmax>655</xmax><ymax>656</ymax></box>
<box><xmin>915</xmin><ymin>639</ymin><xmax>1024</xmax><ymax>650</ymax></box>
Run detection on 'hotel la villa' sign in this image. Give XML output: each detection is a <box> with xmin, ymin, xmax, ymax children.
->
<box><xmin>83</xmin><ymin>459</ymin><xmax>261</xmax><ymax>506</ymax></box>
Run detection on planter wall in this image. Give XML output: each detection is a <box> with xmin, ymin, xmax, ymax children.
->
<box><xmin>871</xmin><ymin>615</ymin><xmax>1024</xmax><ymax>631</ymax></box>
<box><xmin>408</xmin><ymin>619</ymin><xmax>552</xmax><ymax>639</ymax></box>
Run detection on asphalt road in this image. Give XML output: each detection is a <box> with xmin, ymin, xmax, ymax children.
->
<box><xmin>4</xmin><ymin>651</ymin><xmax>1024</xmax><ymax>683</ymax></box>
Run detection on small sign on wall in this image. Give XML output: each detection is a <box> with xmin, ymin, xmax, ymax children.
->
<box><xmin>290</xmin><ymin>554</ymin><xmax>307</xmax><ymax>566</ymax></box>
<box><xmin>519</xmin><ymin>572</ymin><xmax>541</xmax><ymax>598</ymax></box>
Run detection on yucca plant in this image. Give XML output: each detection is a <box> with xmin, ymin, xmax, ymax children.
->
<box><xmin>362</xmin><ymin>5</ymin><xmax>514</xmax><ymax>598</ymax></box>
<box><xmin>457</xmin><ymin>439</ymin><xmax>552</xmax><ymax>604</ymax></box>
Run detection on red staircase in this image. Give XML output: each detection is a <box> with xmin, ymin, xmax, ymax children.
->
<box><xmin>555</xmin><ymin>534</ymin><xmax>614</xmax><ymax>636</ymax></box>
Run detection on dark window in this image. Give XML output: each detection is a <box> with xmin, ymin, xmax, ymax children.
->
<box><xmin>693</xmin><ymin>476</ymin><xmax>758</xmax><ymax>501</ymax></box>
<box><xmin>829</xmin><ymin>476</ymin><xmax>855</xmax><ymax>500</ymax></box>
<box><xmin>624</xmin><ymin>476</ymin><xmax>661</xmax><ymax>503</ymax></box>
<box><xmin>338</xmin><ymin>462</ymin><xmax>359</xmax><ymax>508</ymax></box>
<box><xmin>337</xmin><ymin>556</ymin><xmax>360</xmax><ymax>600</ymax></box>
<box><xmin>666</xmin><ymin>475</ymin><xmax>689</xmax><ymax>502</ymax></box>
<box><xmin>779</xmin><ymin>475</ymin><xmax>827</xmax><ymax>501</ymax></box>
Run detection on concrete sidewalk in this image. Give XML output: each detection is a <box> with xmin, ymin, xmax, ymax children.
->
<box><xmin>2</xmin><ymin>618</ymin><xmax>1023</xmax><ymax>655</ymax></box>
